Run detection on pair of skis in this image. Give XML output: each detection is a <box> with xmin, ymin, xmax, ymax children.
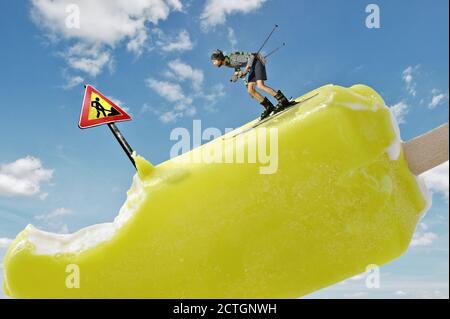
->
<box><xmin>224</xmin><ymin>93</ymin><xmax>320</xmax><ymax>140</ymax></box>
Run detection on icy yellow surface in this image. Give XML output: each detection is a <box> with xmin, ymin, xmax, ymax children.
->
<box><xmin>2</xmin><ymin>84</ymin><xmax>430</xmax><ymax>298</ymax></box>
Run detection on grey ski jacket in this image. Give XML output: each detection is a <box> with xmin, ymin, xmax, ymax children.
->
<box><xmin>225</xmin><ymin>52</ymin><xmax>266</xmax><ymax>72</ymax></box>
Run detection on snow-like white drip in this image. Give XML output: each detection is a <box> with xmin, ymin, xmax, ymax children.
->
<box><xmin>346</xmin><ymin>88</ymin><xmax>371</xmax><ymax>101</ymax></box>
<box><xmin>339</xmin><ymin>102</ymin><xmax>370</xmax><ymax>111</ymax></box>
<box><xmin>337</xmin><ymin>99</ymin><xmax>400</xmax><ymax>160</ymax></box>
<box><xmin>21</xmin><ymin>174</ymin><xmax>146</xmax><ymax>255</ymax></box>
<box><xmin>339</xmin><ymin>95</ymin><xmax>401</xmax><ymax>161</ymax></box>
<box><xmin>415</xmin><ymin>174</ymin><xmax>433</xmax><ymax>221</ymax></box>
<box><xmin>385</xmin><ymin>105</ymin><xmax>402</xmax><ymax>161</ymax></box>
<box><xmin>385</xmin><ymin>103</ymin><xmax>432</xmax><ymax>219</ymax></box>
<box><xmin>337</xmin><ymin>88</ymin><xmax>431</xmax><ymax>218</ymax></box>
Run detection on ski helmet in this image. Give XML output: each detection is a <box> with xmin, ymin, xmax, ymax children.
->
<box><xmin>210</xmin><ymin>49</ymin><xmax>225</xmax><ymax>61</ymax></box>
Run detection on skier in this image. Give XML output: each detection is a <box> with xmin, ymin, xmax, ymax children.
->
<box><xmin>210</xmin><ymin>49</ymin><xmax>290</xmax><ymax>120</ymax></box>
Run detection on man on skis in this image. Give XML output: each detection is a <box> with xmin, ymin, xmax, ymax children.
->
<box><xmin>210</xmin><ymin>49</ymin><xmax>290</xmax><ymax>120</ymax></box>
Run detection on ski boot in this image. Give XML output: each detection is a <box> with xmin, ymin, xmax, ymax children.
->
<box><xmin>273</xmin><ymin>90</ymin><xmax>291</xmax><ymax>114</ymax></box>
<box><xmin>259</xmin><ymin>97</ymin><xmax>275</xmax><ymax>120</ymax></box>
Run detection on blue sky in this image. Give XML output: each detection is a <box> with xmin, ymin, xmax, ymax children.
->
<box><xmin>0</xmin><ymin>0</ymin><xmax>448</xmax><ymax>299</ymax></box>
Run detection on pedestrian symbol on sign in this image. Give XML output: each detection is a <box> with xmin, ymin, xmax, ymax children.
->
<box><xmin>91</xmin><ymin>97</ymin><xmax>120</xmax><ymax>119</ymax></box>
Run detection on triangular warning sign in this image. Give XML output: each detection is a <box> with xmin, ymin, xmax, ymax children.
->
<box><xmin>79</xmin><ymin>85</ymin><xmax>132</xmax><ymax>129</ymax></box>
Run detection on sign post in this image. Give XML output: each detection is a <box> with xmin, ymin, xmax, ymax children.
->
<box><xmin>79</xmin><ymin>84</ymin><xmax>136</xmax><ymax>169</ymax></box>
<box><xmin>107</xmin><ymin>123</ymin><xmax>136</xmax><ymax>168</ymax></box>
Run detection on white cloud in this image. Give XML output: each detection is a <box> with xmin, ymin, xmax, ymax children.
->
<box><xmin>35</xmin><ymin>207</ymin><xmax>72</xmax><ymax>220</ymax></box>
<box><xmin>0</xmin><ymin>156</ymin><xmax>53</xmax><ymax>198</ymax></box>
<box><xmin>39</xmin><ymin>192</ymin><xmax>49</xmax><ymax>200</ymax></box>
<box><xmin>410</xmin><ymin>232</ymin><xmax>438</xmax><ymax>247</ymax></box>
<box><xmin>63</xmin><ymin>43</ymin><xmax>113</xmax><ymax>77</ymax></box>
<box><xmin>418</xmin><ymin>222</ymin><xmax>428</xmax><ymax>231</ymax></box>
<box><xmin>390</xmin><ymin>101</ymin><xmax>409</xmax><ymax>124</ymax></box>
<box><xmin>159</xmin><ymin>110</ymin><xmax>185</xmax><ymax>123</ymax></box>
<box><xmin>61</xmin><ymin>72</ymin><xmax>84</xmax><ymax>90</ymax></box>
<box><xmin>166</xmin><ymin>0</ymin><xmax>183</xmax><ymax>11</ymax></box>
<box><xmin>0</xmin><ymin>238</ymin><xmax>13</xmax><ymax>249</ymax></box>
<box><xmin>30</xmin><ymin>0</ymin><xmax>183</xmax><ymax>79</ymax></box>
<box><xmin>166</xmin><ymin>59</ymin><xmax>204</xmax><ymax>90</ymax></box>
<box><xmin>146</xmin><ymin>78</ymin><xmax>191</xmax><ymax>104</ymax></box>
<box><xmin>428</xmin><ymin>89</ymin><xmax>448</xmax><ymax>109</ymax></box>
<box><xmin>422</xmin><ymin>161</ymin><xmax>449</xmax><ymax>199</ymax></box>
<box><xmin>200</xmin><ymin>0</ymin><xmax>267</xmax><ymax>29</ymax></box>
<box><xmin>395</xmin><ymin>290</ymin><xmax>407</xmax><ymax>296</ymax></box>
<box><xmin>145</xmin><ymin>78</ymin><xmax>196</xmax><ymax>123</ymax></box>
<box><xmin>34</xmin><ymin>207</ymin><xmax>72</xmax><ymax>234</ymax></box>
<box><xmin>141</xmin><ymin>103</ymin><xmax>182</xmax><ymax>123</ymax></box>
<box><xmin>145</xmin><ymin>60</ymin><xmax>226</xmax><ymax>122</ymax></box>
<box><xmin>199</xmin><ymin>83</ymin><xmax>226</xmax><ymax>112</ymax></box>
<box><xmin>409</xmin><ymin>222</ymin><xmax>438</xmax><ymax>248</ymax></box>
<box><xmin>155</xmin><ymin>29</ymin><xmax>194</xmax><ymax>52</ymax></box>
<box><xmin>126</xmin><ymin>29</ymin><xmax>148</xmax><ymax>56</ymax></box>
<box><xmin>402</xmin><ymin>65</ymin><xmax>419</xmax><ymax>97</ymax></box>
<box><xmin>140</xmin><ymin>103</ymin><xmax>153</xmax><ymax>114</ymax></box>
<box><xmin>31</xmin><ymin>0</ymin><xmax>182</xmax><ymax>45</ymax></box>
<box><xmin>429</xmin><ymin>94</ymin><xmax>447</xmax><ymax>108</ymax></box>
<box><xmin>141</xmin><ymin>102</ymin><xmax>198</xmax><ymax>123</ymax></box>
<box><xmin>227</xmin><ymin>27</ymin><xmax>237</xmax><ymax>51</ymax></box>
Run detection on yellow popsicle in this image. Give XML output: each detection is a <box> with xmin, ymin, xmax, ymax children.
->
<box><xmin>2</xmin><ymin>84</ymin><xmax>430</xmax><ymax>298</ymax></box>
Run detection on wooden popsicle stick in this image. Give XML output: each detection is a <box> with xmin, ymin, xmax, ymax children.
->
<box><xmin>403</xmin><ymin>123</ymin><xmax>449</xmax><ymax>175</ymax></box>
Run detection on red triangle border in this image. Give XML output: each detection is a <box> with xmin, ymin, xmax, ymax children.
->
<box><xmin>79</xmin><ymin>85</ymin><xmax>132</xmax><ymax>129</ymax></box>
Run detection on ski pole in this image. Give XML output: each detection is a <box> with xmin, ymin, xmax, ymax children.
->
<box><xmin>256</xmin><ymin>24</ymin><xmax>279</xmax><ymax>55</ymax></box>
<box><xmin>264</xmin><ymin>42</ymin><xmax>286</xmax><ymax>59</ymax></box>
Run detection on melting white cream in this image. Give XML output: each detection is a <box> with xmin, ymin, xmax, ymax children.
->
<box><xmin>21</xmin><ymin>174</ymin><xmax>146</xmax><ymax>255</ymax></box>
<box><xmin>333</xmin><ymin>90</ymin><xmax>431</xmax><ymax>221</ymax></box>
<box><xmin>384</xmin><ymin>103</ymin><xmax>432</xmax><ymax>220</ymax></box>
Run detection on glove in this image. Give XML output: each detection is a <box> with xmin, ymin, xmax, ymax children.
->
<box><xmin>239</xmin><ymin>70</ymin><xmax>247</xmax><ymax>78</ymax></box>
<box><xmin>230</xmin><ymin>72</ymin><xmax>239</xmax><ymax>82</ymax></box>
